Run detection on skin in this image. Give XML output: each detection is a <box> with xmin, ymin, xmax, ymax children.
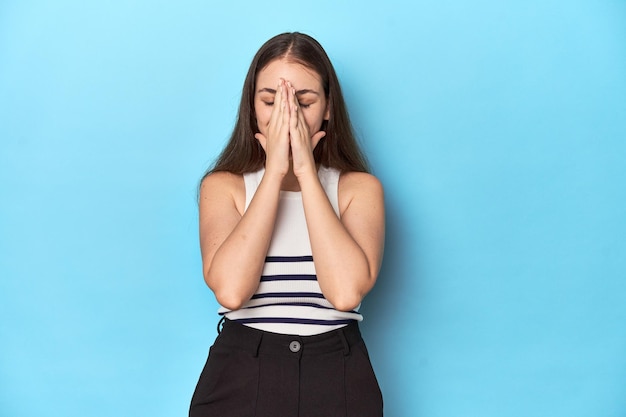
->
<box><xmin>199</xmin><ymin>58</ymin><xmax>385</xmax><ymax>312</ymax></box>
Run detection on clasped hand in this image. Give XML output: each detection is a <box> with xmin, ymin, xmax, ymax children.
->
<box><xmin>254</xmin><ymin>79</ymin><xmax>326</xmax><ymax>179</ymax></box>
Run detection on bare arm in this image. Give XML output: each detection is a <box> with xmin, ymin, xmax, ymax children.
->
<box><xmin>285</xmin><ymin>82</ymin><xmax>385</xmax><ymax>311</ymax></box>
<box><xmin>298</xmin><ymin>171</ymin><xmax>385</xmax><ymax>311</ymax></box>
<box><xmin>201</xmin><ymin>80</ymin><xmax>294</xmax><ymax>309</ymax></box>
<box><xmin>199</xmin><ymin>171</ymin><xmax>286</xmax><ymax>310</ymax></box>
<box><xmin>282</xmin><ymin>82</ymin><xmax>385</xmax><ymax>311</ymax></box>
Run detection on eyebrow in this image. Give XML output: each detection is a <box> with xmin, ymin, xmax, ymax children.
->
<box><xmin>257</xmin><ymin>87</ymin><xmax>320</xmax><ymax>96</ymax></box>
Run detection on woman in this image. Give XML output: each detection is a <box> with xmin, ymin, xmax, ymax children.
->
<box><xmin>190</xmin><ymin>32</ymin><xmax>385</xmax><ymax>417</ymax></box>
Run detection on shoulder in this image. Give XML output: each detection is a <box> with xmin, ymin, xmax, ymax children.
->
<box><xmin>199</xmin><ymin>171</ymin><xmax>246</xmax><ymax>215</ymax></box>
<box><xmin>200</xmin><ymin>171</ymin><xmax>244</xmax><ymax>195</ymax></box>
<box><xmin>339</xmin><ymin>171</ymin><xmax>383</xmax><ymax>194</ymax></box>
<box><xmin>338</xmin><ymin>171</ymin><xmax>384</xmax><ymax>215</ymax></box>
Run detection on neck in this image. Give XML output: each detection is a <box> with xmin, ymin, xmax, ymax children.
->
<box><xmin>281</xmin><ymin>169</ymin><xmax>300</xmax><ymax>192</ymax></box>
<box><xmin>278</xmin><ymin>162</ymin><xmax>319</xmax><ymax>192</ymax></box>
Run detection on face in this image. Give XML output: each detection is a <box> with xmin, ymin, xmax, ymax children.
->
<box><xmin>254</xmin><ymin>58</ymin><xmax>330</xmax><ymax>148</ymax></box>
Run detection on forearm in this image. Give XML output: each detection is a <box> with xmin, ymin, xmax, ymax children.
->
<box><xmin>298</xmin><ymin>173</ymin><xmax>375</xmax><ymax>311</ymax></box>
<box><xmin>205</xmin><ymin>172</ymin><xmax>283</xmax><ymax>309</ymax></box>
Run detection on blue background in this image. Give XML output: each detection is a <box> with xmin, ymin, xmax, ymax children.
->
<box><xmin>1</xmin><ymin>1</ymin><xmax>625</xmax><ymax>416</ymax></box>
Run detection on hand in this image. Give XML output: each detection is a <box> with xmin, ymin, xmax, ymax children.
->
<box><xmin>287</xmin><ymin>82</ymin><xmax>327</xmax><ymax>178</ymax></box>
<box><xmin>254</xmin><ymin>79</ymin><xmax>291</xmax><ymax>177</ymax></box>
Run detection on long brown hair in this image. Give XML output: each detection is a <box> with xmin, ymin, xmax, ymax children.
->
<box><xmin>206</xmin><ymin>32</ymin><xmax>369</xmax><ymax>176</ymax></box>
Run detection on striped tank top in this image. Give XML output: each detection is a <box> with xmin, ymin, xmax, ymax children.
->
<box><xmin>218</xmin><ymin>166</ymin><xmax>363</xmax><ymax>335</ymax></box>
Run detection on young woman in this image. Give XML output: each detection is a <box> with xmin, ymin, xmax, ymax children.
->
<box><xmin>190</xmin><ymin>32</ymin><xmax>385</xmax><ymax>417</ymax></box>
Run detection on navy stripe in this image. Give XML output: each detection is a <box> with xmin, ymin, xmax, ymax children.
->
<box><xmin>265</xmin><ymin>256</ymin><xmax>313</xmax><ymax>263</ymax></box>
<box><xmin>233</xmin><ymin>317</ymin><xmax>354</xmax><ymax>326</ymax></box>
<box><xmin>260</xmin><ymin>274</ymin><xmax>317</xmax><ymax>282</ymax></box>
<box><xmin>243</xmin><ymin>302</ymin><xmax>336</xmax><ymax>310</ymax></box>
<box><xmin>251</xmin><ymin>292</ymin><xmax>325</xmax><ymax>299</ymax></box>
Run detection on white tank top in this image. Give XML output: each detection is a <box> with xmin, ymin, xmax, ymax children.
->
<box><xmin>218</xmin><ymin>166</ymin><xmax>363</xmax><ymax>335</ymax></box>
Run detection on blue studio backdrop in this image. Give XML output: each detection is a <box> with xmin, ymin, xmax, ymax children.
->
<box><xmin>1</xmin><ymin>1</ymin><xmax>625</xmax><ymax>416</ymax></box>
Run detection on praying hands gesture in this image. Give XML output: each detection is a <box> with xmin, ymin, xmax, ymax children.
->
<box><xmin>254</xmin><ymin>75</ymin><xmax>329</xmax><ymax>187</ymax></box>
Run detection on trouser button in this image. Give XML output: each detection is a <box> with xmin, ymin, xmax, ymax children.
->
<box><xmin>289</xmin><ymin>340</ymin><xmax>301</xmax><ymax>353</ymax></box>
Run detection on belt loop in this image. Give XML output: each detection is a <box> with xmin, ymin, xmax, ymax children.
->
<box><xmin>338</xmin><ymin>327</ymin><xmax>350</xmax><ymax>356</ymax></box>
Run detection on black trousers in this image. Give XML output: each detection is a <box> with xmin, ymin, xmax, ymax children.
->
<box><xmin>189</xmin><ymin>319</ymin><xmax>383</xmax><ymax>417</ymax></box>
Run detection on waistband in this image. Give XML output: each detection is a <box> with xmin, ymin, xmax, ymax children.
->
<box><xmin>215</xmin><ymin>319</ymin><xmax>363</xmax><ymax>358</ymax></box>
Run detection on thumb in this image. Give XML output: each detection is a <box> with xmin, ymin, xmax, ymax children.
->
<box><xmin>254</xmin><ymin>133</ymin><xmax>267</xmax><ymax>151</ymax></box>
<box><xmin>311</xmin><ymin>130</ymin><xmax>327</xmax><ymax>146</ymax></box>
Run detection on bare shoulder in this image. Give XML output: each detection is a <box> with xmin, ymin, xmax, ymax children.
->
<box><xmin>339</xmin><ymin>171</ymin><xmax>384</xmax><ymax>197</ymax></box>
<box><xmin>199</xmin><ymin>171</ymin><xmax>246</xmax><ymax>216</ymax></box>
<box><xmin>338</xmin><ymin>171</ymin><xmax>384</xmax><ymax>215</ymax></box>
<box><xmin>339</xmin><ymin>171</ymin><xmax>383</xmax><ymax>189</ymax></box>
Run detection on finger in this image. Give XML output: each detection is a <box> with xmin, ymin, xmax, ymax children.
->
<box><xmin>278</xmin><ymin>81</ymin><xmax>290</xmax><ymax>138</ymax></box>
<box><xmin>287</xmin><ymin>81</ymin><xmax>295</xmax><ymax>107</ymax></box>
<box><xmin>288</xmin><ymin>84</ymin><xmax>299</xmax><ymax>130</ymax></box>
<box><xmin>269</xmin><ymin>80</ymin><xmax>283</xmax><ymax>127</ymax></box>
<box><xmin>296</xmin><ymin>91</ymin><xmax>309</xmax><ymax>129</ymax></box>
<box><xmin>281</xmin><ymin>80</ymin><xmax>290</xmax><ymax>126</ymax></box>
<box><xmin>294</xmin><ymin>107</ymin><xmax>311</xmax><ymax>146</ymax></box>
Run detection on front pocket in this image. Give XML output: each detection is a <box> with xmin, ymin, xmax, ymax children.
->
<box><xmin>190</xmin><ymin>345</ymin><xmax>259</xmax><ymax>417</ymax></box>
<box><xmin>345</xmin><ymin>341</ymin><xmax>383</xmax><ymax>417</ymax></box>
